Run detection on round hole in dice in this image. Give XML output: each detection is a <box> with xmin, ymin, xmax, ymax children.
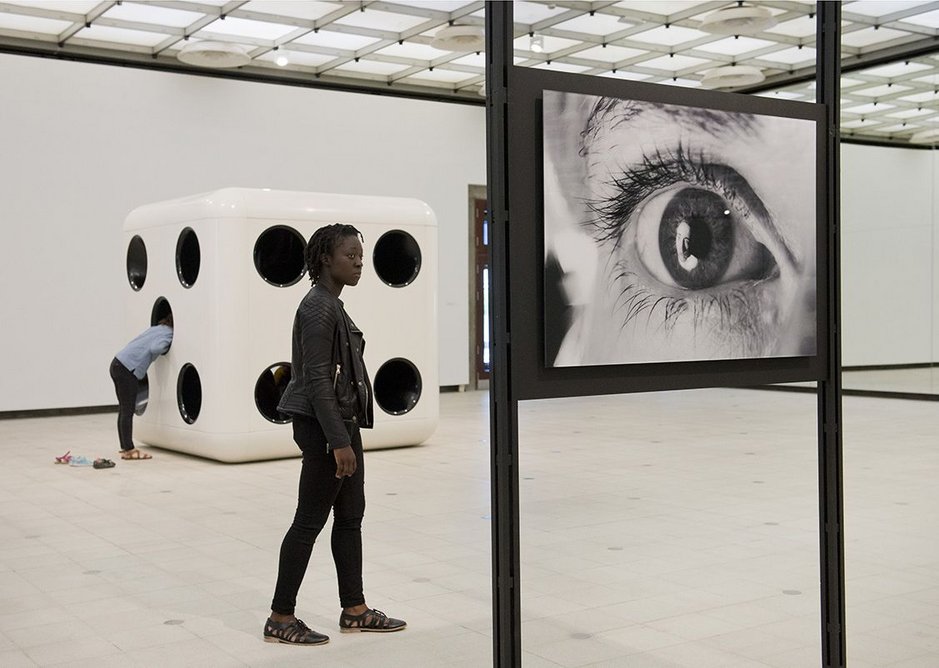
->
<box><xmin>374</xmin><ymin>358</ymin><xmax>422</xmax><ymax>415</ymax></box>
<box><xmin>373</xmin><ymin>230</ymin><xmax>421</xmax><ymax>287</ymax></box>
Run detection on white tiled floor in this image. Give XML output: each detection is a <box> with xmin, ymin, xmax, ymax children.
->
<box><xmin>1</xmin><ymin>388</ymin><xmax>937</xmax><ymax>666</ymax></box>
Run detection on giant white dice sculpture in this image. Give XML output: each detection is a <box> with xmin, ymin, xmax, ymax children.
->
<box><xmin>123</xmin><ymin>188</ymin><xmax>438</xmax><ymax>463</ymax></box>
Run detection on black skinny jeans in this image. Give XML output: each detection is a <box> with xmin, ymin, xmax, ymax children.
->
<box><xmin>271</xmin><ymin>415</ymin><xmax>366</xmax><ymax>615</ymax></box>
<box><xmin>109</xmin><ymin>358</ymin><xmax>138</xmax><ymax>452</ymax></box>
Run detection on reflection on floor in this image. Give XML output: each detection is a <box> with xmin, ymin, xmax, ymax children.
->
<box><xmin>842</xmin><ymin>367</ymin><xmax>939</xmax><ymax>396</ymax></box>
<box><xmin>0</xmin><ymin>388</ymin><xmax>937</xmax><ymax>667</ymax></box>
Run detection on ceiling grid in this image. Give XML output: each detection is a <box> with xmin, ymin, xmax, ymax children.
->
<box><xmin>0</xmin><ymin>0</ymin><xmax>937</xmax><ymax>143</ymax></box>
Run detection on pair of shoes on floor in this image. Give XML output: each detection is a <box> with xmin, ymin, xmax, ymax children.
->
<box><xmin>339</xmin><ymin>608</ymin><xmax>407</xmax><ymax>634</ymax></box>
<box><xmin>263</xmin><ymin>617</ymin><xmax>329</xmax><ymax>646</ymax></box>
<box><xmin>93</xmin><ymin>458</ymin><xmax>115</xmax><ymax>469</ymax></box>
<box><xmin>64</xmin><ymin>456</ymin><xmax>115</xmax><ymax>468</ymax></box>
<box><xmin>55</xmin><ymin>451</ymin><xmax>71</xmax><ymax>464</ymax></box>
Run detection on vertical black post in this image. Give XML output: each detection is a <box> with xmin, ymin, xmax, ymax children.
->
<box><xmin>485</xmin><ymin>2</ymin><xmax>521</xmax><ymax>667</ymax></box>
<box><xmin>817</xmin><ymin>2</ymin><xmax>845</xmax><ymax>666</ymax></box>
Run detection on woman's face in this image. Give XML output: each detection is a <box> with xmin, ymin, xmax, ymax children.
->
<box><xmin>324</xmin><ymin>235</ymin><xmax>364</xmax><ymax>288</ymax></box>
<box><xmin>545</xmin><ymin>92</ymin><xmax>816</xmax><ymax>366</ymax></box>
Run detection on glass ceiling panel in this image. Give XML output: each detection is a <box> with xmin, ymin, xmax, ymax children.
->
<box><xmin>759</xmin><ymin>46</ymin><xmax>817</xmax><ymax>65</ymax></box>
<box><xmin>695</xmin><ymin>36</ymin><xmax>778</xmax><ymax>57</ymax></box>
<box><xmin>240</xmin><ymin>0</ymin><xmax>341</xmax><ymax>22</ymax></box>
<box><xmin>2</xmin><ymin>0</ymin><xmax>98</xmax><ymax>13</ymax></box>
<box><xmin>292</xmin><ymin>30</ymin><xmax>380</xmax><ymax>51</ymax></box>
<box><xmin>768</xmin><ymin>16</ymin><xmax>819</xmax><ymax>38</ymax></box>
<box><xmin>333</xmin><ymin>60</ymin><xmax>410</xmax><ymax>76</ymax></box>
<box><xmin>550</xmin><ymin>12</ymin><xmax>635</xmax><ymax>36</ymax></box>
<box><xmin>512</xmin><ymin>34</ymin><xmax>582</xmax><ymax>54</ymax></box>
<box><xmin>0</xmin><ymin>13</ymin><xmax>71</xmax><ymax>34</ymax></box>
<box><xmin>630</xmin><ymin>25</ymin><xmax>711</xmax><ymax>47</ymax></box>
<box><xmin>195</xmin><ymin>16</ymin><xmax>298</xmax><ymax>41</ymax></box>
<box><xmin>598</xmin><ymin>70</ymin><xmax>652</xmax><ymax>81</ymax></box>
<box><xmin>841</xmin><ymin>26</ymin><xmax>913</xmax><ymax>48</ymax></box>
<box><xmin>101</xmin><ymin>3</ymin><xmax>202</xmax><ymax>29</ymax></box>
<box><xmin>575</xmin><ymin>44</ymin><xmax>646</xmax><ymax>63</ymax></box>
<box><xmin>74</xmin><ymin>24</ymin><xmax>167</xmax><ymax>47</ymax></box>
<box><xmin>405</xmin><ymin>68</ymin><xmax>478</xmax><ymax>83</ymax></box>
<box><xmin>373</xmin><ymin>41</ymin><xmax>451</xmax><ymax>61</ymax></box>
<box><xmin>531</xmin><ymin>61</ymin><xmax>592</xmax><ymax>74</ymax></box>
<box><xmin>513</xmin><ymin>1</ymin><xmax>566</xmax><ymax>26</ymax></box>
<box><xmin>255</xmin><ymin>49</ymin><xmax>333</xmax><ymax>67</ymax></box>
<box><xmin>638</xmin><ymin>54</ymin><xmax>712</xmax><ymax>72</ymax></box>
<box><xmin>911</xmin><ymin>9</ymin><xmax>939</xmax><ymax>27</ymax></box>
<box><xmin>449</xmin><ymin>52</ymin><xmax>486</xmax><ymax>68</ymax></box>
<box><xmin>851</xmin><ymin>84</ymin><xmax>914</xmax><ymax>97</ymax></box>
<box><xmin>619</xmin><ymin>1</ymin><xmax>711</xmax><ymax>17</ymax></box>
<box><xmin>333</xmin><ymin>9</ymin><xmax>428</xmax><ymax>32</ymax></box>
<box><xmin>859</xmin><ymin>61</ymin><xmax>934</xmax><ymax>78</ymax></box>
<box><xmin>842</xmin><ymin>1</ymin><xmax>935</xmax><ymax>18</ymax></box>
<box><xmin>383</xmin><ymin>0</ymin><xmax>477</xmax><ymax>10</ymax></box>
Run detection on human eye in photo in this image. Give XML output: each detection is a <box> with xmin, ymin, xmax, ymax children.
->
<box><xmin>563</xmin><ymin>96</ymin><xmax>815</xmax><ymax>365</ymax></box>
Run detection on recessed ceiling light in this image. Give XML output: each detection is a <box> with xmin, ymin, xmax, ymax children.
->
<box><xmin>700</xmin><ymin>5</ymin><xmax>777</xmax><ymax>36</ymax></box>
<box><xmin>177</xmin><ymin>41</ymin><xmax>250</xmax><ymax>68</ymax></box>
<box><xmin>700</xmin><ymin>65</ymin><xmax>765</xmax><ymax>89</ymax></box>
<box><xmin>430</xmin><ymin>25</ymin><xmax>484</xmax><ymax>52</ymax></box>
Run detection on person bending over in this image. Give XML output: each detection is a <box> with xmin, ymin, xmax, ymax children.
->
<box><xmin>109</xmin><ymin>314</ymin><xmax>173</xmax><ymax>460</ymax></box>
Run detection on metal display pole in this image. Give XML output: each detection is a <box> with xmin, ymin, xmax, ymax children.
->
<box><xmin>485</xmin><ymin>1</ymin><xmax>520</xmax><ymax>666</ymax></box>
<box><xmin>817</xmin><ymin>2</ymin><xmax>846</xmax><ymax>666</ymax></box>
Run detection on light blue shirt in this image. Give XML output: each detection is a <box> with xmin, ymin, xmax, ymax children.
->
<box><xmin>115</xmin><ymin>325</ymin><xmax>173</xmax><ymax>379</ymax></box>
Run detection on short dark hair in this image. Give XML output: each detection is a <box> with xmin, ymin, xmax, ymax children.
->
<box><xmin>304</xmin><ymin>224</ymin><xmax>363</xmax><ymax>285</ymax></box>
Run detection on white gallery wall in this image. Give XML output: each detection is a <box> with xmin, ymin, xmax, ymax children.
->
<box><xmin>1</xmin><ymin>51</ymin><xmax>936</xmax><ymax>412</ymax></box>
<box><xmin>0</xmin><ymin>53</ymin><xmax>485</xmax><ymax>411</ymax></box>
<box><xmin>841</xmin><ymin>143</ymin><xmax>937</xmax><ymax>366</ymax></box>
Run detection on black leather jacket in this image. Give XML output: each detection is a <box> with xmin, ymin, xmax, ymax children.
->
<box><xmin>278</xmin><ymin>284</ymin><xmax>374</xmax><ymax>450</ymax></box>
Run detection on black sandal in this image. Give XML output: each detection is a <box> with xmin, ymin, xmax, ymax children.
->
<box><xmin>339</xmin><ymin>608</ymin><xmax>406</xmax><ymax>633</ymax></box>
<box><xmin>263</xmin><ymin>617</ymin><xmax>329</xmax><ymax>645</ymax></box>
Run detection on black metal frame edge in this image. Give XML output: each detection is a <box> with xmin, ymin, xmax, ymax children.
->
<box><xmin>486</xmin><ymin>2</ymin><xmax>520</xmax><ymax>666</ymax></box>
<box><xmin>817</xmin><ymin>2</ymin><xmax>847</xmax><ymax>666</ymax></box>
<box><xmin>0</xmin><ymin>405</ymin><xmax>117</xmax><ymax>420</ymax></box>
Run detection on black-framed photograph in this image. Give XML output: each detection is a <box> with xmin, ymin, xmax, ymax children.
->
<box><xmin>543</xmin><ymin>89</ymin><xmax>818</xmax><ymax>368</ymax></box>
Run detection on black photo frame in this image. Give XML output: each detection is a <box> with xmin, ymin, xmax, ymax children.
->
<box><xmin>507</xmin><ymin>66</ymin><xmax>828</xmax><ymax>401</ymax></box>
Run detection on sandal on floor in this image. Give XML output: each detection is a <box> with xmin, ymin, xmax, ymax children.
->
<box><xmin>54</xmin><ymin>451</ymin><xmax>71</xmax><ymax>464</ymax></box>
<box><xmin>263</xmin><ymin>618</ymin><xmax>329</xmax><ymax>646</ymax></box>
<box><xmin>339</xmin><ymin>608</ymin><xmax>406</xmax><ymax>633</ymax></box>
<box><xmin>69</xmin><ymin>456</ymin><xmax>93</xmax><ymax>467</ymax></box>
<box><xmin>121</xmin><ymin>449</ymin><xmax>152</xmax><ymax>460</ymax></box>
<box><xmin>93</xmin><ymin>458</ymin><xmax>116</xmax><ymax>469</ymax></box>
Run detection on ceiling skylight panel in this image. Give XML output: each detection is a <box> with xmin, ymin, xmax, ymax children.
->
<box><xmin>629</xmin><ymin>24</ymin><xmax>710</xmax><ymax>47</ymax></box>
<box><xmin>909</xmin><ymin>9</ymin><xmax>939</xmax><ymax>27</ymax></box>
<box><xmin>598</xmin><ymin>70</ymin><xmax>652</xmax><ymax>81</ymax></box>
<box><xmin>240</xmin><ymin>0</ymin><xmax>340</xmax><ymax>21</ymax></box>
<box><xmin>758</xmin><ymin>46</ymin><xmax>816</xmax><ymax>66</ymax></box>
<box><xmin>291</xmin><ymin>30</ymin><xmax>380</xmax><ymax>51</ymax></box>
<box><xmin>756</xmin><ymin>90</ymin><xmax>806</xmax><ymax>100</ymax></box>
<box><xmin>858</xmin><ymin>61</ymin><xmax>934</xmax><ymax>78</ymax></box>
<box><xmin>101</xmin><ymin>3</ymin><xmax>202</xmax><ymax>29</ymax></box>
<box><xmin>513</xmin><ymin>1</ymin><xmax>567</xmax><ymax>25</ymax></box>
<box><xmin>332</xmin><ymin>59</ymin><xmax>410</xmax><ymax>76</ymax></box>
<box><xmin>574</xmin><ymin>44</ymin><xmax>645</xmax><ymax>63</ymax></box>
<box><xmin>405</xmin><ymin>68</ymin><xmax>478</xmax><ymax>83</ymax></box>
<box><xmin>0</xmin><ymin>13</ymin><xmax>71</xmax><ymax>35</ymax></box>
<box><xmin>904</xmin><ymin>90</ymin><xmax>939</xmax><ymax>103</ymax></box>
<box><xmin>637</xmin><ymin>53</ymin><xmax>711</xmax><ymax>72</ymax></box>
<box><xmin>841</xmin><ymin>1</ymin><xmax>934</xmax><ymax>18</ymax></box>
<box><xmin>843</xmin><ymin>101</ymin><xmax>896</xmax><ymax>114</ymax></box>
<box><xmin>851</xmin><ymin>83</ymin><xmax>913</xmax><ymax>97</ymax></box>
<box><xmin>2</xmin><ymin>0</ymin><xmax>99</xmax><ymax>13</ymax></box>
<box><xmin>872</xmin><ymin>124</ymin><xmax>915</xmax><ymax>133</ymax></box>
<box><xmin>841</xmin><ymin>26</ymin><xmax>912</xmax><ymax>48</ymax></box>
<box><xmin>887</xmin><ymin>108</ymin><xmax>936</xmax><ymax>118</ymax></box>
<box><xmin>695</xmin><ymin>36</ymin><xmax>777</xmax><ymax>57</ymax></box>
<box><xmin>196</xmin><ymin>16</ymin><xmax>298</xmax><ymax>41</ymax></box>
<box><xmin>767</xmin><ymin>15</ymin><xmax>817</xmax><ymax>38</ymax></box>
<box><xmin>333</xmin><ymin>9</ymin><xmax>428</xmax><ymax>32</ymax></box>
<box><xmin>383</xmin><ymin>0</ymin><xmax>476</xmax><ymax>10</ymax></box>
<box><xmin>449</xmin><ymin>52</ymin><xmax>485</xmax><ymax>68</ymax></box>
<box><xmin>73</xmin><ymin>24</ymin><xmax>168</xmax><ymax>47</ymax></box>
<box><xmin>841</xmin><ymin>118</ymin><xmax>881</xmax><ymax>128</ymax></box>
<box><xmin>662</xmin><ymin>77</ymin><xmax>702</xmax><ymax>88</ymax></box>
<box><xmin>373</xmin><ymin>41</ymin><xmax>450</xmax><ymax>61</ymax></box>
<box><xmin>531</xmin><ymin>61</ymin><xmax>593</xmax><ymax>74</ymax></box>
<box><xmin>617</xmin><ymin>1</ymin><xmax>710</xmax><ymax>17</ymax></box>
<box><xmin>549</xmin><ymin>12</ymin><xmax>635</xmax><ymax>35</ymax></box>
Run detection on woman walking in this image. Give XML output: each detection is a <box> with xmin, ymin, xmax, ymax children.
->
<box><xmin>264</xmin><ymin>224</ymin><xmax>406</xmax><ymax>646</ymax></box>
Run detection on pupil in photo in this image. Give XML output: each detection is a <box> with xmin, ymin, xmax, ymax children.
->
<box><xmin>659</xmin><ymin>188</ymin><xmax>733</xmax><ymax>289</ymax></box>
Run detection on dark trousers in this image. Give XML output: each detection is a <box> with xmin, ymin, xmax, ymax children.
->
<box><xmin>109</xmin><ymin>358</ymin><xmax>137</xmax><ymax>452</ymax></box>
<box><xmin>271</xmin><ymin>415</ymin><xmax>366</xmax><ymax>615</ymax></box>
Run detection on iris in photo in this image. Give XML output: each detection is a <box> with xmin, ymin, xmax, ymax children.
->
<box><xmin>543</xmin><ymin>90</ymin><xmax>817</xmax><ymax>367</ymax></box>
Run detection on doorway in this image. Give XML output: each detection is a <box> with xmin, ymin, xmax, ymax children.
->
<box><xmin>468</xmin><ymin>185</ymin><xmax>490</xmax><ymax>390</ymax></box>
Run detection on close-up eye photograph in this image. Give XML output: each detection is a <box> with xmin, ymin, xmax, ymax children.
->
<box><xmin>543</xmin><ymin>91</ymin><xmax>817</xmax><ymax>368</ymax></box>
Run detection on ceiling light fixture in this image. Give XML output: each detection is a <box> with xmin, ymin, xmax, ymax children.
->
<box><xmin>273</xmin><ymin>47</ymin><xmax>289</xmax><ymax>67</ymax></box>
<box><xmin>530</xmin><ymin>34</ymin><xmax>544</xmax><ymax>53</ymax></box>
<box><xmin>177</xmin><ymin>41</ymin><xmax>250</xmax><ymax>69</ymax></box>
<box><xmin>430</xmin><ymin>24</ymin><xmax>484</xmax><ymax>52</ymax></box>
<box><xmin>699</xmin><ymin>4</ymin><xmax>777</xmax><ymax>35</ymax></box>
<box><xmin>700</xmin><ymin>64</ymin><xmax>765</xmax><ymax>89</ymax></box>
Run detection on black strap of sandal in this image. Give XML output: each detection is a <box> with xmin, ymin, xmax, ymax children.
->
<box><xmin>269</xmin><ymin>618</ymin><xmax>312</xmax><ymax>642</ymax></box>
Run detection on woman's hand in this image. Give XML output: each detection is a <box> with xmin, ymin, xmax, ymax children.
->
<box><xmin>333</xmin><ymin>445</ymin><xmax>357</xmax><ymax>478</ymax></box>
